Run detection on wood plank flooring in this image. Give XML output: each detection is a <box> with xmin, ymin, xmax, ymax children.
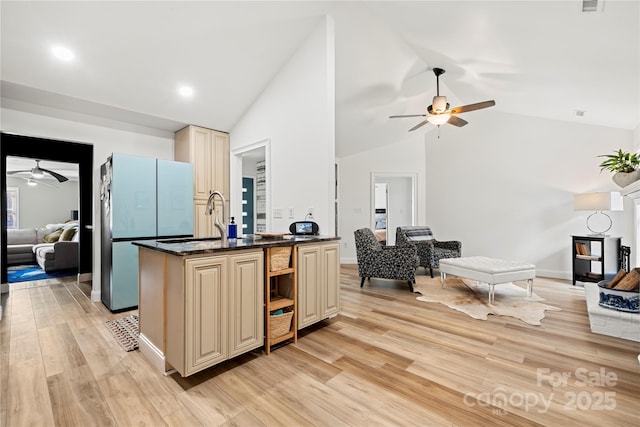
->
<box><xmin>1</xmin><ymin>266</ymin><xmax>639</xmax><ymax>426</ymax></box>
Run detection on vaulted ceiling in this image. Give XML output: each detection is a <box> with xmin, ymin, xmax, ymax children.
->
<box><xmin>1</xmin><ymin>1</ymin><xmax>638</xmax><ymax>158</ymax></box>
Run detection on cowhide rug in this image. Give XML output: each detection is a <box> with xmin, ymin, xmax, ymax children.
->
<box><xmin>414</xmin><ymin>277</ymin><xmax>561</xmax><ymax>325</ymax></box>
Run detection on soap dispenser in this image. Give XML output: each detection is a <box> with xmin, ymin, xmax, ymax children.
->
<box><xmin>228</xmin><ymin>217</ymin><xmax>237</xmax><ymax>239</ymax></box>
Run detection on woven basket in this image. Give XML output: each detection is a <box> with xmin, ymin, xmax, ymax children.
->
<box><xmin>270</xmin><ymin>311</ymin><xmax>294</xmax><ymax>338</ymax></box>
<box><xmin>270</xmin><ymin>246</ymin><xmax>292</xmax><ymax>271</ymax></box>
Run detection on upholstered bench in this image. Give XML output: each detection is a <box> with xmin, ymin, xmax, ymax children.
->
<box><xmin>439</xmin><ymin>256</ymin><xmax>536</xmax><ymax>303</ymax></box>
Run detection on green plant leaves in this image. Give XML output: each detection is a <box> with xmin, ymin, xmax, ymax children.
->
<box><xmin>597</xmin><ymin>149</ymin><xmax>640</xmax><ymax>173</ymax></box>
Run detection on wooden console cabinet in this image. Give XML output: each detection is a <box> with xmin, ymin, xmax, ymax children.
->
<box><xmin>297</xmin><ymin>241</ymin><xmax>340</xmax><ymax>329</ymax></box>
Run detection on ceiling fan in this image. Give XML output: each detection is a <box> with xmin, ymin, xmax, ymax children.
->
<box><xmin>7</xmin><ymin>159</ymin><xmax>69</xmax><ymax>183</ymax></box>
<box><xmin>390</xmin><ymin>68</ymin><xmax>495</xmax><ymax>131</ymax></box>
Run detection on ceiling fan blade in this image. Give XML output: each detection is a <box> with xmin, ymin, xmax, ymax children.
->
<box><xmin>40</xmin><ymin>168</ymin><xmax>69</xmax><ymax>182</ymax></box>
<box><xmin>447</xmin><ymin>116</ymin><xmax>468</xmax><ymax>127</ymax></box>
<box><xmin>389</xmin><ymin>114</ymin><xmax>426</xmax><ymax>119</ymax></box>
<box><xmin>449</xmin><ymin>100</ymin><xmax>496</xmax><ymax>114</ymax></box>
<box><xmin>6</xmin><ymin>169</ymin><xmax>30</xmax><ymax>175</ymax></box>
<box><xmin>408</xmin><ymin>120</ymin><xmax>429</xmax><ymax>131</ymax></box>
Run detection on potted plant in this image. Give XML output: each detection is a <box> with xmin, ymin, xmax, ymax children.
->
<box><xmin>598</xmin><ymin>149</ymin><xmax>640</xmax><ymax>188</ymax></box>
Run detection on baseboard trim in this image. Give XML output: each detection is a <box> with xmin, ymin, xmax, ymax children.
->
<box><xmin>90</xmin><ymin>289</ymin><xmax>101</xmax><ymax>302</ymax></box>
<box><xmin>536</xmin><ymin>269</ymin><xmax>572</xmax><ymax>281</ymax></box>
<box><xmin>78</xmin><ymin>272</ymin><xmax>92</xmax><ymax>282</ymax></box>
<box><xmin>138</xmin><ymin>333</ymin><xmax>169</xmax><ymax>374</ymax></box>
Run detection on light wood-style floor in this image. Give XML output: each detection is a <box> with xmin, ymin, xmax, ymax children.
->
<box><xmin>1</xmin><ymin>265</ymin><xmax>639</xmax><ymax>426</ymax></box>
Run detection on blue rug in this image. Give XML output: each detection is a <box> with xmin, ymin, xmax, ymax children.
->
<box><xmin>7</xmin><ymin>265</ymin><xmax>76</xmax><ymax>283</ymax></box>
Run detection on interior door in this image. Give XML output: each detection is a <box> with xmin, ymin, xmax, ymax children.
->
<box><xmin>242</xmin><ymin>177</ymin><xmax>255</xmax><ymax>235</ymax></box>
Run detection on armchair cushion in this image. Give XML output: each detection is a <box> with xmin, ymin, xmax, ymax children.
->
<box><xmin>354</xmin><ymin>228</ymin><xmax>419</xmax><ymax>291</ymax></box>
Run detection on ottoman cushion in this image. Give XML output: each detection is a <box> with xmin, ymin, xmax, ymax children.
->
<box><xmin>439</xmin><ymin>256</ymin><xmax>536</xmax><ymax>284</ymax></box>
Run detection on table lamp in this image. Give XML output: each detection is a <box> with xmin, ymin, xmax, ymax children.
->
<box><xmin>573</xmin><ymin>192</ymin><xmax>623</xmax><ymax>236</ymax></box>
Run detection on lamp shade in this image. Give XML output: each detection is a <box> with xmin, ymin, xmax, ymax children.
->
<box><xmin>573</xmin><ymin>192</ymin><xmax>623</xmax><ymax>212</ymax></box>
<box><xmin>427</xmin><ymin>113</ymin><xmax>451</xmax><ymax>126</ymax></box>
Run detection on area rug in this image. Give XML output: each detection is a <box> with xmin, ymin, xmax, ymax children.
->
<box><xmin>7</xmin><ymin>265</ymin><xmax>76</xmax><ymax>283</ymax></box>
<box><xmin>105</xmin><ymin>315</ymin><xmax>139</xmax><ymax>352</ymax></box>
<box><xmin>414</xmin><ymin>277</ymin><xmax>561</xmax><ymax>325</ymax></box>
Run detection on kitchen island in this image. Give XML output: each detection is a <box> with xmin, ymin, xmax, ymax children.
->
<box><xmin>133</xmin><ymin>235</ymin><xmax>340</xmax><ymax>377</ymax></box>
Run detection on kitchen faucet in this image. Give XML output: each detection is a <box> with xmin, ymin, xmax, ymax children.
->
<box><xmin>205</xmin><ymin>190</ymin><xmax>227</xmax><ymax>245</ymax></box>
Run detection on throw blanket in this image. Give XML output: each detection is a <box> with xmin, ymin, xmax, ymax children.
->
<box><xmin>402</xmin><ymin>226</ymin><xmax>433</xmax><ymax>241</ymax></box>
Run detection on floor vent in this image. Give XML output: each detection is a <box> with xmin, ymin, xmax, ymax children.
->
<box><xmin>582</xmin><ymin>0</ymin><xmax>604</xmax><ymax>12</ymax></box>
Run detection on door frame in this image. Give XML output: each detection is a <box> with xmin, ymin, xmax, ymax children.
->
<box><xmin>230</xmin><ymin>139</ymin><xmax>270</xmax><ymax>234</ymax></box>
<box><xmin>370</xmin><ymin>172</ymin><xmax>417</xmax><ymax>245</ymax></box>
<box><xmin>1</xmin><ymin>132</ymin><xmax>93</xmax><ymax>286</ymax></box>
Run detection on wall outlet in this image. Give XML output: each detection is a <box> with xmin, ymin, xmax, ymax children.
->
<box><xmin>288</xmin><ymin>207</ymin><xmax>295</xmax><ymax>218</ymax></box>
<box><xmin>273</xmin><ymin>208</ymin><xmax>283</xmax><ymax>218</ymax></box>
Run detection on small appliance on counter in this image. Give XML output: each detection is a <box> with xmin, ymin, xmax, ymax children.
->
<box><xmin>289</xmin><ymin>221</ymin><xmax>319</xmax><ymax>236</ymax></box>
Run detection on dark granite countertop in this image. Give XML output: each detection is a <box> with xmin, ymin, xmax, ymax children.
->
<box><xmin>132</xmin><ymin>235</ymin><xmax>341</xmax><ymax>256</ymax></box>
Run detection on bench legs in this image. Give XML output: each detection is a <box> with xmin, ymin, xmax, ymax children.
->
<box><xmin>441</xmin><ymin>272</ymin><xmax>534</xmax><ymax>304</ymax></box>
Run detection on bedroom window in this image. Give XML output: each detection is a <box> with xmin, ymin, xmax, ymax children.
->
<box><xmin>7</xmin><ymin>187</ymin><xmax>18</xmax><ymax>229</ymax></box>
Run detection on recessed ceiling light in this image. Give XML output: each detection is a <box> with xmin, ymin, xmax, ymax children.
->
<box><xmin>178</xmin><ymin>86</ymin><xmax>194</xmax><ymax>97</ymax></box>
<box><xmin>51</xmin><ymin>45</ymin><xmax>75</xmax><ymax>61</ymax></box>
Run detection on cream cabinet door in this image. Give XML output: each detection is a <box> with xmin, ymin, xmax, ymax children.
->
<box><xmin>297</xmin><ymin>242</ymin><xmax>341</xmax><ymax>330</ymax></box>
<box><xmin>297</xmin><ymin>244</ymin><xmax>321</xmax><ymax>329</ymax></box>
<box><xmin>191</xmin><ymin>126</ymin><xmax>213</xmax><ymax>200</ymax></box>
<box><xmin>228</xmin><ymin>250</ymin><xmax>264</xmax><ymax>357</ymax></box>
<box><xmin>320</xmin><ymin>242</ymin><xmax>340</xmax><ymax>319</ymax></box>
<box><xmin>212</xmin><ymin>131</ymin><xmax>230</xmax><ymax>199</ymax></box>
<box><xmin>184</xmin><ymin>256</ymin><xmax>228</xmax><ymax>376</ymax></box>
<box><xmin>194</xmin><ymin>200</ymin><xmax>212</xmax><ymax>239</ymax></box>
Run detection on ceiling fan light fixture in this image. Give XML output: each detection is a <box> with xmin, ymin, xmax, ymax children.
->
<box><xmin>432</xmin><ymin>96</ymin><xmax>448</xmax><ymax>113</ymax></box>
<box><xmin>27</xmin><ymin>178</ymin><xmax>38</xmax><ymax>186</ymax></box>
<box><xmin>427</xmin><ymin>114</ymin><xmax>451</xmax><ymax>126</ymax></box>
<box><xmin>31</xmin><ymin>167</ymin><xmax>45</xmax><ymax>178</ymax></box>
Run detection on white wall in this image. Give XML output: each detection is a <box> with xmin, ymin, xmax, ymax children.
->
<box><xmin>6</xmin><ymin>175</ymin><xmax>78</xmax><ymax>228</ymax></box>
<box><xmin>1</xmin><ymin>107</ymin><xmax>174</xmax><ymax>300</ymax></box>
<box><xmin>339</xmin><ymin>109</ymin><xmax>635</xmax><ymax>279</ymax></box>
<box><xmin>338</xmin><ymin>133</ymin><xmax>426</xmax><ymax>261</ymax></box>
<box><xmin>230</xmin><ymin>17</ymin><xmax>335</xmax><ymax>235</ymax></box>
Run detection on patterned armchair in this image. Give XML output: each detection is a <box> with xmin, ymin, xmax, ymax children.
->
<box><xmin>354</xmin><ymin>228</ymin><xmax>419</xmax><ymax>292</ymax></box>
<box><xmin>396</xmin><ymin>226</ymin><xmax>462</xmax><ymax>278</ymax></box>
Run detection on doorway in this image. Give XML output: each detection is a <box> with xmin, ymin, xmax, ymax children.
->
<box><xmin>5</xmin><ymin>156</ymin><xmax>79</xmax><ymax>284</ymax></box>
<box><xmin>1</xmin><ymin>133</ymin><xmax>93</xmax><ymax>288</ymax></box>
<box><xmin>231</xmin><ymin>140</ymin><xmax>269</xmax><ymax>236</ymax></box>
<box><xmin>371</xmin><ymin>173</ymin><xmax>417</xmax><ymax>245</ymax></box>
